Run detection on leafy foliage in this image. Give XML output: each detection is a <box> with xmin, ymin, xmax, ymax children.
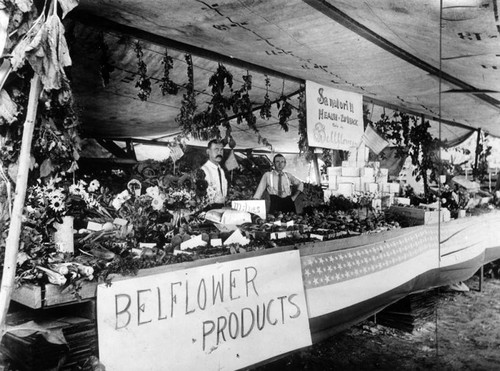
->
<box><xmin>134</xmin><ymin>42</ymin><xmax>152</xmax><ymax>101</ymax></box>
<box><xmin>176</xmin><ymin>54</ymin><xmax>197</xmax><ymax>136</ymax></box>
<box><xmin>159</xmin><ymin>49</ymin><xmax>179</xmax><ymax>95</ymax></box>
<box><xmin>259</xmin><ymin>76</ymin><xmax>272</xmax><ymax>120</ymax></box>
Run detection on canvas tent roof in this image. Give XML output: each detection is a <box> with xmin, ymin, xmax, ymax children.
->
<box><xmin>66</xmin><ymin>0</ymin><xmax>500</xmax><ymax>154</ymax></box>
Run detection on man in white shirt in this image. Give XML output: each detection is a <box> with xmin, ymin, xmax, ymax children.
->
<box><xmin>253</xmin><ymin>154</ymin><xmax>303</xmax><ymax>214</ymax></box>
<box><xmin>200</xmin><ymin>139</ymin><xmax>228</xmax><ymax>208</ymax></box>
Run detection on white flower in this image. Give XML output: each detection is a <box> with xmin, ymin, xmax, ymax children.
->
<box><xmin>151</xmin><ymin>197</ymin><xmax>164</xmax><ymax>211</ymax></box>
<box><xmin>88</xmin><ymin>179</ymin><xmax>100</xmax><ymax>192</ymax></box>
<box><xmin>146</xmin><ymin>186</ymin><xmax>160</xmax><ymax>198</ymax></box>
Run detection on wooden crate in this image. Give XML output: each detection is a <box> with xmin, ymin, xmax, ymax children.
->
<box><xmin>11</xmin><ymin>282</ymin><xmax>97</xmax><ymax>309</ymax></box>
<box><xmin>388</xmin><ymin>206</ymin><xmax>441</xmax><ymax>226</ymax></box>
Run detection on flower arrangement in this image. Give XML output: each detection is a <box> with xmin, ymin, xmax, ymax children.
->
<box><xmin>25</xmin><ymin>177</ymin><xmax>108</xmax><ymax>229</ymax></box>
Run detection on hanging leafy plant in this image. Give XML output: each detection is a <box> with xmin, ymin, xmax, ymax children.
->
<box><xmin>259</xmin><ymin>75</ymin><xmax>272</xmax><ymax>120</ymax></box>
<box><xmin>231</xmin><ymin>72</ymin><xmax>257</xmax><ymax>132</ymax></box>
<box><xmin>277</xmin><ymin>95</ymin><xmax>292</xmax><ymax>132</ymax></box>
<box><xmin>97</xmin><ymin>32</ymin><xmax>115</xmax><ymax>87</ymax></box>
<box><xmin>297</xmin><ymin>87</ymin><xmax>314</xmax><ymax>161</ymax></box>
<box><xmin>134</xmin><ymin>42</ymin><xmax>151</xmax><ymax>101</ymax></box>
<box><xmin>159</xmin><ymin>49</ymin><xmax>178</xmax><ymax>95</ymax></box>
<box><xmin>176</xmin><ymin>54</ymin><xmax>197</xmax><ymax>136</ymax></box>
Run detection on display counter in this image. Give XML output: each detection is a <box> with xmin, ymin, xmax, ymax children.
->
<box><xmin>8</xmin><ymin>212</ymin><xmax>500</xmax><ymax>370</ymax></box>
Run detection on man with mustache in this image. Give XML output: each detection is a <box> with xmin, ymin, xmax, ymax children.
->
<box><xmin>253</xmin><ymin>154</ymin><xmax>303</xmax><ymax>215</ymax></box>
<box><xmin>200</xmin><ymin>139</ymin><xmax>228</xmax><ymax>208</ymax></box>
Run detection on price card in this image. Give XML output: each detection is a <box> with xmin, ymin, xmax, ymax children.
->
<box><xmin>286</xmin><ymin>220</ymin><xmax>294</xmax><ymax>227</ymax></box>
<box><xmin>277</xmin><ymin>231</ymin><xmax>288</xmax><ymax>239</ymax></box>
<box><xmin>180</xmin><ymin>235</ymin><xmax>207</xmax><ymax>250</ymax></box>
<box><xmin>113</xmin><ymin>218</ymin><xmax>128</xmax><ymax>226</ymax></box>
<box><xmin>223</xmin><ymin>229</ymin><xmax>250</xmax><ymax>246</ymax></box>
<box><xmin>309</xmin><ymin>233</ymin><xmax>324</xmax><ymax>241</ymax></box>
<box><xmin>273</xmin><ymin>220</ymin><xmax>282</xmax><ymax>226</ymax></box>
<box><xmin>87</xmin><ymin>221</ymin><xmax>103</xmax><ymax>231</ymax></box>
<box><xmin>210</xmin><ymin>238</ymin><xmax>222</xmax><ymax>247</ymax></box>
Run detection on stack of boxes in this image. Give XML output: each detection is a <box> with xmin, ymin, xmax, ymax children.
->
<box><xmin>325</xmin><ymin>161</ymin><xmax>401</xmax><ymax>208</ymax></box>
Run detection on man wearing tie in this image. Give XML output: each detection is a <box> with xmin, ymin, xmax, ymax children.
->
<box><xmin>253</xmin><ymin>154</ymin><xmax>304</xmax><ymax>214</ymax></box>
<box><xmin>200</xmin><ymin>139</ymin><xmax>228</xmax><ymax>209</ymax></box>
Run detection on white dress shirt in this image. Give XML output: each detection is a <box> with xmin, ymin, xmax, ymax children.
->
<box><xmin>201</xmin><ymin>160</ymin><xmax>228</xmax><ymax>204</ymax></box>
<box><xmin>253</xmin><ymin>170</ymin><xmax>304</xmax><ymax>199</ymax></box>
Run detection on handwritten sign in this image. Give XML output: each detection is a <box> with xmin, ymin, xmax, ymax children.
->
<box><xmin>306</xmin><ymin>80</ymin><xmax>363</xmax><ymax>151</ymax></box>
<box><xmin>97</xmin><ymin>251</ymin><xmax>311</xmax><ymax>371</ymax></box>
<box><xmin>231</xmin><ymin>200</ymin><xmax>266</xmax><ymax>220</ymax></box>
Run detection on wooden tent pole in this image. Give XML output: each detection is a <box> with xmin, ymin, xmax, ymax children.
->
<box><xmin>312</xmin><ymin>152</ymin><xmax>322</xmax><ymax>185</ymax></box>
<box><xmin>473</xmin><ymin>128</ymin><xmax>481</xmax><ymax>179</ymax></box>
<box><xmin>0</xmin><ymin>75</ymin><xmax>41</xmax><ymax>333</ymax></box>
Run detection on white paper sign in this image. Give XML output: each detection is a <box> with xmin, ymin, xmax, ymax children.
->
<box><xmin>231</xmin><ymin>200</ymin><xmax>266</xmax><ymax>220</ymax></box>
<box><xmin>97</xmin><ymin>251</ymin><xmax>311</xmax><ymax>371</ymax></box>
<box><xmin>306</xmin><ymin>80</ymin><xmax>364</xmax><ymax>150</ymax></box>
<box><xmin>180</xmin><ymin>234</ymin><xmax>207</xmax><ymax>250</ymax></box>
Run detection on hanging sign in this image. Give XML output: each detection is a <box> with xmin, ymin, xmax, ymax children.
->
<box><xmin>306</xmin><ymin>81</ymin><xmax>364</xmax><ymax>151</ymax></box>
<box><xmin>97</xmin><ymin>250</ymin><xmax>311</xmax><ymax>371</ymax></box>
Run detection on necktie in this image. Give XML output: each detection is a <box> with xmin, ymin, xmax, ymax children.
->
<box><xmin>277</xmin><ymin>172</ymin><xmax>283</xmax><ymax>197</ymax></box>
<box><xmin>217</xmin><ymin>167</ymin><xmax>223</xmax><ymax>196</ymax></box>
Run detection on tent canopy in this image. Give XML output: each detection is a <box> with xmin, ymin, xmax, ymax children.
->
<box><xmin>66</xmin><ymin>0</ymin><xmax>500</xmax><ymax>153</ymax></box>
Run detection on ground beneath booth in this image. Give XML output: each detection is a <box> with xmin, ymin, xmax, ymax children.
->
<box><xmin>257</xmin><ymin>275</ymin><xmax>500</xmax><ymax>371</ymax></box>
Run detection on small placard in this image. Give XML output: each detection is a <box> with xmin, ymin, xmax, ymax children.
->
<box><xmin>139</xmin><ymin>243</ymin><xmax>156</xmax><ymax>249</ymax></box>
<box><xmin>286</xmin><ymin>220</ymin><xmax>294</xmax><ymax>227</ymax></box>
<box><xmin>231</xmin><ymin>200</ymin><xmax>266</xmax><ymax>220</ymax></box>
<box><xmin>277</xmin><ymin>231</ymin><xmax>288</xmax><ymax>239</ymax></box>
<box><xmin>223</xmin><ymin>228</ymin><xmax>250</xmax><ymax>246</ymax></box>
<box><xmin>210</xmin><ymin>238</ymin><xmax>222</xmax><ymax>247</ymax></box>
<box><xmin>180</xmin><ymin>235</ymin><xmax>207</xmax><ymax>250</ymax></box>
<box><xmin>87</xmin><ymin>221</ymin><xmax>103</xmax><ymax>231</ymax></box>
<box><xmin>273</xmin><ymin>220</ymin><xmax>282</xmax><ymax>226</ymax></box>
<box><xmin>113</xmin><ymin>218</ymin><xmax>128</xmax><ymax>226</ymax></box>
<box><xmin>310</xmin><ymin>233</ymin><xmax>324</xmax><ymax>241</ymax></box>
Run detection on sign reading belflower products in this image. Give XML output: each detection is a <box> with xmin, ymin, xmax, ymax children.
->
<box><xmin>306</xmin><ymin>80</ymin><xmax>364</xmax><ymax>150</ymax></box>
<box><xmin>97</xmin><ymin>250</ymin><xmax>311</xmax><ymax>371</ymax></box>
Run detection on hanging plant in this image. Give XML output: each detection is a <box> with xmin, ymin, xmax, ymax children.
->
<box><xmin>259</xmin><ymin>75</ymin><xmax>272</xmax><ymax>120</ymax></box>
<box><xmin>176</xmin><ymin>54</ymin><xmax>197</xmax><ymax>136</ymax></box>
<box><xmin>277</xmin><ymin>95</ymin><xmax>292</xmax><ymax>132</ymax></box>
<box><xmin>134</xmin><ymin>42</ymin><xmax>151</xmax><ymax>101</ymax></box>
<box><xmin>297</xmin><ymin>87</ymin><xmax>314</xmax><ymax>161</ymax></box>
<box><xmin>159</xmin><ymin>49</ymin><xmax>178</xmax><ymax>95</ymax></box>
<box><xmin>97</xmin><ymin>32</ymin><xmax>115</xmax><ymax>87</ymax></box>
<box><xmin>231</xmin><ymin>72</ymin><xmax>257</xmax><ymax>132</ymax></box>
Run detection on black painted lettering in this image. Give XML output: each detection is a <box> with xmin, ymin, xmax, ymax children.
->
<box><xmin>241</xmin><ymin>307</ymin><xmax>255</xmax><ymax>338</ymax></box>
<box><xmin>216</xmin><ymin>316</ymin><xmax>228</xmax><ymax>346</ymax></box>
<box><xmin>137</xmin><ymin>289</ymin><xmax>152</xmax><ymax>326</ymax></box>
<box><xmin>170</xmin><ymin>281</ymin><xmax>182</xmax><ymax>318</ymax></box>
<box><xmin>228</xmin><ymin>312</ymin><xmax>239</xmax><ymax>339</ymax></box>
<box><xmin>198</xmin><ymin>278</ymin><xmax>207</xmax><ymax>310</ymax></box>
<box><xmin>245</xmin><ymin>266</ymin><xmax>259</xmax><ymax>297</ymax></box>
<box><xmin>277</xmin><ymin>295</ymin><xmax>287</xmax><ymax>324</ymax></box>
<box><xmin>202</xmin><ymin>321</ymin><xmax>215</xmax><ymax>351</ymax></box>
<box><xmin>288</xmin><ymin>294</ymin><xmax>301</xmax><ymax>319</ymax></box>
<box><xmin>229</xmin><ymin>269</ymin><xmax>241</xmax><ymax>300</ymax></box>
<box><xmin>157</xmin><ymin>287</ymin><xmax>168</xmax><ymax>321</ymax></box>
<box><xmin>266</xmin><ymin>299</ymin><xmax>278</xmax><ymax>325</ymax></box>
<box><xmin>115</xmin><ymin>294</ymin><xmax>131</xmax><ymax>330</ymax></box>
<box><xmin>212</xmin><ymin>274</ymin><xmax>224</xmax><ymax>305</ymax></box>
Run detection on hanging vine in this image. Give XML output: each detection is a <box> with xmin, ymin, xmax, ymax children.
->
<box><xmin>259</xmin><ymin>75</ymin><xmax>272</xmax><ymax>120</ymax></box>
<box><xmin>297</xmin><ymin>87</ymin><xmax>314</xmax><ymax>161</ymax></box>
<box><xmin>176</xmin><ymin>54</ymin><xmax>197</xmax><ymax>137</ymax></box>
<box><xmin>97</xmin><ymin>32</ymin><xmax>115</xmax><ymax>87</ymax></box>
<box><xmin>134</xmin><ymin>42</ymin><xmax>151</xmax><ymax>101</ymax></box>
<box><xmin>231</xmin><ymin>72</ymin><xmax>257</xmax><ymax>132</ymax></box>
<box><xmin>159</xmin><ymin>49</ymin><xmax>178</xmax><ymax>95</ymax></box>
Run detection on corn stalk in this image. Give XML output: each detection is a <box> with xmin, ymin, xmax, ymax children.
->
<box><xmin>0</xmin><ymin>75</ymin><xmax>41</xmax><ymax>333</ymax></box>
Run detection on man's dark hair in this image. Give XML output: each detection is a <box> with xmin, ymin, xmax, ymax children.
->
<box><xmin>273</xmin><ymin>154</ymin><xmax>285</xmax><ymax>163</ymax></box>
<box><xmin>207</xmin><ymin>139</ymin><xmax>223</xmax><ymax>149</ymax></box>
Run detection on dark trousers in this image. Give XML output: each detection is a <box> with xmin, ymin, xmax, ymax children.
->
<box><xmin>269</xmin><ymin>195</ymin><xmax>296</xmax><ymax>214</ymax></box>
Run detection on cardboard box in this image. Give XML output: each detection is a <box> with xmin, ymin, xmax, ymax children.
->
<box><xmin>341</xmin><ymin>167</ymin><xmax>360</xmax><ymax>177</ymax></box>
<box><xmin>328</xmin><ymin>175</ymin><xmax>338</xmax><ymax>190</ymax></box>
<box><xmin>360</xmin><ymin>167</ymin><xmax>374</xmax><ymax>177</ymax></box>
<box><xmin>388</xmin><ymin>205</ymin><xmax>447</xmax><ymax>226</ymax></box>
<box><xmin>337</xmin><ymin>182</ymin><xmax>354</xmax><ymax>196</ymax></box>
<box><xmin>365</xmin><ymin>182</ymin><xmax>379</xmax><ymax>193</ymax></box>
<box><xmin>327</xmin><ymin>166</ymin><xmax>342</xmax><ymax>177</ymax></box>
<box><xmin>339</xmin><ymin>176</ymin><xmax>361</xmax><ymax>191</ymax></box>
